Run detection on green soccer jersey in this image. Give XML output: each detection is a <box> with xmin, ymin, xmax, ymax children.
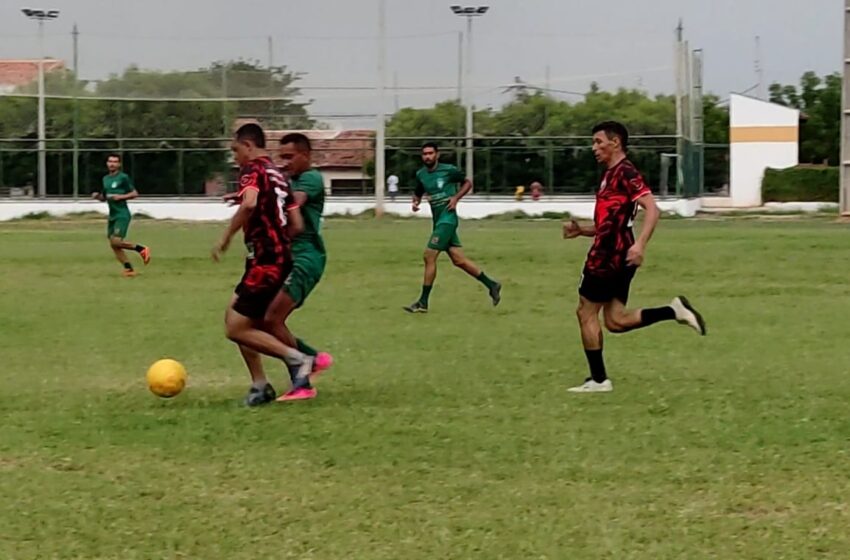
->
<box><xmin>101</xmin><ymin>172</ymin><xmax>134</xmax><ymax>217</ymax></box>
<box><xmin>415</xmin><ymin>163</ymin><xmax>465</xmax><ymax>226</ymax></box>
<box><xmin>291</xmin><ymin>168</ymin><xmax>326</xmax><ymax>256</ymax></box>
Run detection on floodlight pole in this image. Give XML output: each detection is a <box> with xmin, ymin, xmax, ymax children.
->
<box><xmin>841</xmin><ymin>0</ymin><xmax>850</xmax><ymax>215</ymax></box>
<box><xmin>375</xmin><ymin>0</ymin><xmax>387</xmax><ymax>216</ymax></box>
<box><xmin>22</xmin><ymin>8</ymin><xmax>60</xmax><ymax>199</ymax></box>
<box><xmin>451</xmin><ymin>5</ymin><xmax>489</xmax><ymax>184</ymax></box>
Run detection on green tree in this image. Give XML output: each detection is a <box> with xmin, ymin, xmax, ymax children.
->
<box><xmin>0</xmin><ymin>60</ymin><xmax>311</xmax><ymax>194</ymax></box>
<box><xmin>769</xmin><ymin>71</ymin><xmax>840</xmax><ymax>165</ymax></box>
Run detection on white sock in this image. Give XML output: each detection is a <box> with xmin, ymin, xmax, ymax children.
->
<box><xmin>251</xmin><ymin>378</ymin><xmax>268</xmax><ymax>389</ymax></box>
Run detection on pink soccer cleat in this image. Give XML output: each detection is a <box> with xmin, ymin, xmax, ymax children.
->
<box><xmin>276</xmin><ymin>387</ymin><xmax>318</xmax><ymax>402</ymax></box>
<box><xmin>310</xmin><ymin>352</ymin><xmax>334</xmax><ymax>381</ymax></box>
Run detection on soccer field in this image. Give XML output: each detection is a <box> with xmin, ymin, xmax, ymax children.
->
<box><xmin>2</xmin><ymin>216</ymin><xmax>850</xmax><ymax>559</ymax></box>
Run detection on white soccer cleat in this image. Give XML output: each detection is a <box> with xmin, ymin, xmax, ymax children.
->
<box><xmin>567</xmin><ymin>379</ymin><xmax>613</xmax><ymax>393</ymax></box>
<box><xmin>671</xmin><ymin>296</ymin><xmax>706</xmax><ymax>336</ymax></box>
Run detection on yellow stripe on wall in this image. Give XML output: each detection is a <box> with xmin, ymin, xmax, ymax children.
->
<box><xmin>730</xmin><ymin>126</ymin><xmax>798</xmax><ymax>143</ymax></box>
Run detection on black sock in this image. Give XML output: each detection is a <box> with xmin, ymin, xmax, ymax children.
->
<box><xmin>296</xmin><ymin>338</ymin><xmax>319</xmax><ymax>357</ymax></box>
<box><xmin>639</xmin><ymin>306</ymin><xmax>676</xmax><ymax>328</ymax></box>
<box><xmin>123</xmin><ymin>262</ymin><xmax>133</xmax><ymax>271</ymax></box>
<box><xmin>584</xmin><ymin>349</ymin><xmax>607</xmax><ymax>383</ymax></box>
<box><xmin>476</xmin><ymin>271</ymin><xmax>497</xmax><ymax>290</ymax></box>
<box><xmin>134</xmin><ymin>245</ymin><xmax>145</xmax><ymax>252</ymax></box>
<box><xmin>419</xmin><ymin>285</ymin><xmax>432</xmax><ymax>307</ymax></box>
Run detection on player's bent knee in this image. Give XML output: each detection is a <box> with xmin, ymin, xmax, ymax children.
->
<box><xmin>604</xmin><ymin>318</ymin><xmax>626</xmax><ymax>333</ymax></box>
<box><xmin>603</xmin><ymin>311</ymin><xmax>629</xmax><ymax>333</ymax></box>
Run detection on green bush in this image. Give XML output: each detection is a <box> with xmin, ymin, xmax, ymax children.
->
<box><xmin>762</xmin><ymin>166</ymin><xmax>838</xmax><ymax>202</ymax></box>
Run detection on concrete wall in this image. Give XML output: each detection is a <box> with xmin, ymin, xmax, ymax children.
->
<box><xmin>0</xmin><ymin>196</ymin><xmax>703</xmax><ymax>222</ymax></box>
<box><xmin>729</xmin><ymin>94</ymin><xmax>799</xmax><ymax>207</ymax></box>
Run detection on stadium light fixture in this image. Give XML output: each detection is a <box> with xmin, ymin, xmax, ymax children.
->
<box><xmin>450</xmin><ymin>5</ymin><xmax>489</xmax><ymax>183</ymax></box>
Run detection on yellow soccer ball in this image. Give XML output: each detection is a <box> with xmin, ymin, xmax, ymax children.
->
<box><xmin>146</xmin><ymin>359</ymin><xmax>187</xmax><ymax>398</ymax></box>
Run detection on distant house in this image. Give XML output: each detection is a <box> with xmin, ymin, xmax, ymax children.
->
<box><xmin>0</xmin><ymin>59</ymin><xmax>65</xmax><ymax>93</ymax></box>
<box><xmin>234</xmin><ymin>119</ymin><xmax>376</xmax><ymax>196</ymax></box>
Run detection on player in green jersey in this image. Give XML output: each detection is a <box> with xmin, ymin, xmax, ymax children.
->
<box><xmin>228</xmin><ymin>133</ymin><xmax>333</xmax><ymax>405</ymax></box>
<box><xmin>91</xmin><ymin>154</ymin><xmax>151</xmax><ymax>277</ymax></box>
<box><xmin>403</xmin><ymin>142</ymin><xmax>501</xmax><ymax>313</ymax></box>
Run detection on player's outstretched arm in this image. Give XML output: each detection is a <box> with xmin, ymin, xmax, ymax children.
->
<box><xmin>212</xmin><ymin>188</ymin><xmax>257</xmax><ymax>262</ymax></box>
<box><xmin>563</xmin><ymin>220</ymin><xmax>596</xmax><ymax>239</ymax></box>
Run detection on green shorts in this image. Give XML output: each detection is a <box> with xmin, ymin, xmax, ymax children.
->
<box><xmin>427</xmin><ymin>222</ymin><xmax>462</xmax><ymax>251</ymax></box>
<box><xmin>107</xmin><ymin>215</ymin><xmax>131</xmax><ymax>239</ymax></box>
<box><xmin>282</xmin><ymin>251</ymin><xmax>326</xmax><ymax>307</ymax></box>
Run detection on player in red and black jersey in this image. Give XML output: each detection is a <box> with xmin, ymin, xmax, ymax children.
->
<box><xmin>212</xmin><ymin>123</ymin><xmax>314</xmax><ymax>406</ymax></box>
<box><xmin>562</xmin><ymin>121</ymin><xmax>706</xmax><ymax>393</ymax></box>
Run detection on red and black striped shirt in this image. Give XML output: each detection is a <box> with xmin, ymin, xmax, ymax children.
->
<box><xmin>237</xmin><ymin>156</ymin><xmax>296</xmax><ymax>266</ymax></box>
<box><xmin>585</xmin><ymin>159</ymin><xmax>652</xmax><ymax>276</ymax></box>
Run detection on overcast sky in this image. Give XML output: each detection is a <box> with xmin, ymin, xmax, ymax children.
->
<box><xmin>0</xmin><ymin>0</ymin><xmax>841</xmax><ymax>126</ymax></box>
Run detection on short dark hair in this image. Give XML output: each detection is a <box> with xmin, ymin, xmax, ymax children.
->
<box><xmin>592</xmin><ymin>121</ymin><xmax>629</xmax><ymax>150</ymax></box>
<box><xmin>280</xmin><ymin>132</ymin><xmax>311</xmax><ymax>152</ymax></box>
<box><xmin>106</xmin><ymin>153</ymin><xmax>121</xmax><ymax>162</ymax></box>
<box><xmin>235</xmin><ymin>123</ymin><xmax>266</xmax><ymax>149</ymax></box>
<box><xmin>422</xmin><ymin>142</ymin><xmax>439</xmax><ymax>152</ymax></box>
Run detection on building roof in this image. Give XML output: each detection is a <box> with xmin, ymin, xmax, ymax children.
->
<box><xmin>0</xmin><ymin>59</ymin><xmax>65</xmax><ymax>89</ymax></box>
<box><xmin>234</xmin><ymin>120</ymin><xmax>375</xmax><ymax>169</ymax></box>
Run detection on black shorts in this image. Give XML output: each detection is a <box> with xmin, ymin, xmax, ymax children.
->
<box><xmin>579</xmin><ymin>266</ymin><xmax>637</xmax><ymax>305</ymax></box>
<box><xmin>233</xmin><ymin>262</ymin><xmax>286</xmax><ymax>320</ymax></box>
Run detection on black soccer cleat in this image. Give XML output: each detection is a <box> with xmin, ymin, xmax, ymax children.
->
<box><xmin>403</xmin><ymin>301</ymin><xmax>429</xmax><ymax>314</ymax></box>
<box><xmin>244</xmin><ymin>383</ymin><xmax>277</xmax><ymax>407</ymax></box>
<box><xmin>488</xmin><ymin>282</ymin><xmax>502</xmax><ymax>307</ymax></box>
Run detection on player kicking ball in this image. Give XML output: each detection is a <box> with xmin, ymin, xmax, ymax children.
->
<box><xmin>403</xmin><ymin>142</ymin><xmax>501</xmax><ymax>313</ymax></box>
<box><xmin>211</xmin><ymin>123</ymin><xmax>313</xmax><ymax>406</ymax></box>
<box><xmin>563</xmin><ymin>121</ymin><xmax>706</xmax><ymax>393</ymax></box>
<box><xmin>228</xmin><ymin>133</ymin><xmax>334</xmax><ymax>404</ymax></box>
<box><xmin>91</xmin><ymin>154</ymin><xmax>150</xmax><ymax>276</ymax></box>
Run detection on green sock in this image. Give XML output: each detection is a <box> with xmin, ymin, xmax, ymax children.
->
<box><xmin>419</xmin><ymin>285</ymin><xmax>433</xmax><ymax>306</ymax></box>
<box><xmin>476</xmin><ymin>271</ymin><xmax>497</xmax><ymax>290</ymax></box>
<box><xmin>296</xmin><ymin>338</ymin><xmax>318</xmax><ymax>357</ymax></box>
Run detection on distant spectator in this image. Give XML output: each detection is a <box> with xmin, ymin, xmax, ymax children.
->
<box><xmin>530</xmin><ymin>180</ymin><xmax>543</xmax><ymax>201</ymax></box>
<box><xmin>514</xmin><ymin>185</ymin><xmax>525</xmax><ymax>201</ymax></box>
<box><xmin>387</xmin><ymin>173</ymin><xmax>399</xmax><ymax>201</ymax></box>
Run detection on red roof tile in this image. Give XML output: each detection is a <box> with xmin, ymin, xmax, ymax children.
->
<box><xmin>0</xmin><ymin>59</ymin><xmax>65</xmax><ymax>89</ymax></box>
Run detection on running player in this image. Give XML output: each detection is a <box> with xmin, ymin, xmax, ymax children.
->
<box><xmin>563</xmin><ymin>121</ymin><xmax>706</xmax><ymax>393</ymax></box>
<box><xmin>403</xmin><ymin>142</ymin><xmax>501</xmax><ymax>313</ymax></box>
<box><xmin>232</xmin><ymin>133</ymin><xmax>333</xmax><ymax>403</ymax></box>
<box><xmin>211</xmin><ymin>123</ymin><xmax>312</xmax><ymax>405</ymax></box>
<box><xmin>91</xmin><ymin>154</ymin><xmax>150</xmax><ymax>276</ymax></box>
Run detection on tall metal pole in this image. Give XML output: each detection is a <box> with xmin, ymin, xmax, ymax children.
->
<box><xmin>393</xmin><ymin>71</ymin><xmax>399</xmax><ymax>113</ymax></box>
<box><xmin>841</xmin><ymin>0</ymin><xmax>850</xmax><ymax>215</ymax></box>
<box><xmin>456</xmin><ymin>31</ymin><xmax>463</xmax><ymax>103</ymax></box>
<box><xmin>37</xmin><ymin>19</ymin><xmax>47</xmax><ymax>198</ymax></box>
<box><xmin>72</xmin><ymin>23</ymin><xmax>79</xmax><ymax>199</ymax></box>
<box><xmin>375</xmin><ymin>0</ymin><xmax>387</xmax><ymax>216</ymax></box>
<box><xmin>456</xmin><ymin>30</ymin><xmax>463</xmax><ymax>165</ymax></box>
<box><xmin>674</xmin><ymin>19</ymin><xmax>684</xmax><ymax>197</ymax></box>
<box><xmin>754</xmin><ymin>36</ymin><xmax>765</xmax><ymax>100</ymax></box>
<box><xmin>464</xmin><ymin>15</ymin><xmax>474</xmax><ymax>183</ymax></box>
<box><xmin>545</xmin><ymin>64</ymin><xmax>554</xmax><ymax>190</ymax></box>
<box><xmin>267</xmin><ymin>35</ymin><xmax>274</xmax><ymax>126</ymax></box>
<box><xmin>267</xmin><ymin>35</ymin><xmax>273</xmax><ymax>68</ymax></box>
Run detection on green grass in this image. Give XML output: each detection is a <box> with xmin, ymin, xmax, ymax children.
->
<box><xmin>2</xmin><ymin>217</ymin><xmax>850</xmax><ymax>559</ymax></box>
